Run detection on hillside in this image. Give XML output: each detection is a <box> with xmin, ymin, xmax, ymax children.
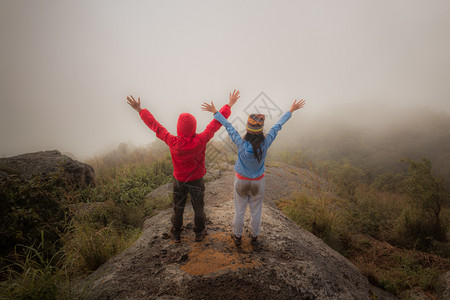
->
<box><xmin>79</xmin><ymin>164</ymin><xmax>394</xmax><ymax>299</ymax></box>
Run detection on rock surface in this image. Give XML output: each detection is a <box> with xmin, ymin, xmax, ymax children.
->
<box><xmin>80</xmin><ymin>164</ymin><xmax>395</xmax><ymax>299</ymax></box>
<box><xmin>437</xmin><ymin>271</ymin><xmax>450</xmax><ymax>300</ymax></box>
<box><xmin>0</xmin><ymin>150</ymin><xmax>95</xmax><ymax>186</ymax></box>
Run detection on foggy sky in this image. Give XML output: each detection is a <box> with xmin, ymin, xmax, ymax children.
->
<box><xmin>1</xmin><ymin>0</ymin><xmax>449</xmax><ymax>160</ymax></box>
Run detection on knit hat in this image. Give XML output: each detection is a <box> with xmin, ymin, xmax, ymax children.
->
<box><xmin>246</xmin><ymin>114</ymin><xmax>265</xmax><ymax>134</ymax></box>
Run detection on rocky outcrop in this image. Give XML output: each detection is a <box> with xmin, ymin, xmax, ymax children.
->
<box><xmin>80</xmin><ymin>165</ymin><xmax>395</xmax><ymax>300</ymax></box>
<box><xmin>0</xmin><ymin>150</ymin><xmax>95</xmax><ymax>186</ymax></box>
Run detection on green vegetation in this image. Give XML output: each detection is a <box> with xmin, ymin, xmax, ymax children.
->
<box><xmin>271</xmin><ymin>108</ymin><xmax>450</xmax><ymax>297</ymax></box>
<box><xmin>0</xmin><ymin>241</ymin><xmax>73</xmax><ymax>300</ymax></box>
<box><xmin>1</xmin><ymin>108</ymin><xmax>449</xmax><ymax>299</ymax></box>
<box><xmin>276</xmin><ymin>151</ymin><xmax>449</xmax><ymax>298</ymax></box>
<box><xmin>0</xmin><ymin>174</ymin><xmax>68</xmax><ymax>263</ymax></box>
<box><xmin>400</xmin><ymin>158</ymin><xmax>449</xmax><ymax>249</ymax></box>
<box><xmin>0</xmin><ymin>142</ymin><xmax>173</xmax><ymax>299</ymax></box>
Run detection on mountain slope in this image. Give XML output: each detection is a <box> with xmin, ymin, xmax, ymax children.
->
<box><xmin>79</xmin><ymin>164</ymin><xmax>395</xmax><ymax>299</ymax></box>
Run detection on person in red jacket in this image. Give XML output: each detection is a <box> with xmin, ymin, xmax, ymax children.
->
<box><xmin>126</xmin><ymin>90</ymin><xmax>240</xmax><ymax>242</ymax></box>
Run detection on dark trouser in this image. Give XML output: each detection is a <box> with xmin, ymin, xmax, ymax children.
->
<box><xmin>171</xmin><ymin>177</ymin><xmax>206</xmax><ymax>234</ymax></box>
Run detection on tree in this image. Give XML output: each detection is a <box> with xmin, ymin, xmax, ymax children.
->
<box><xmin>404</xmin><ymin>158</ymin><xmax>449</xmax><ymax>243</ymax></box>
<box><xmin>332</xmin><ymin>163</ymin><xmax>365</xmax><ymax>200</ymax></box>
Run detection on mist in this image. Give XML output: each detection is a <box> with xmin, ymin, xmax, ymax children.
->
<box><xmin>268</xmin><ymin>103</ymin><xmax>450</xmax><ymax>179</ymax></box>
<box><xmin>1</xmin><ymin>0</ymin><xmax>449</xmax><ymax>160</ymax></box>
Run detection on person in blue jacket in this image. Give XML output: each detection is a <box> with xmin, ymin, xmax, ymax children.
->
<box><xmin>202</xmin><ymin>97</ymin><xmax>305</xmax><ymax>246</ymax></box>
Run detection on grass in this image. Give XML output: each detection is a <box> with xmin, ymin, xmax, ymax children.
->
<box><xmin>0</xmin><ymin>223</ymin><xmax>143</xmax><ymax>299</ymax></box>
<box><xmin>0</xmin><ymin>241</ymin><xmax>73</xmax><ymax>300</ymax></box>
<box><xmin>64</xmin><ymin>221</ymin><xmax>141</xmax><ymax>272</ymax></box>
<box><xmin>277</xmin><ymin>189</ymin><xmax>345</xmax><ymax>246</ymax></box>
<box><xmin>349</xmin><ymin>235</ymin><xmax>448</xmax><ymax>296</ymax></box>
<box><xmin>0</xmin><ymin>162</ymin><xmax>20</xmax><ymax>175</ymax></box>
<box><xmin>277</xmin><ymin>183</ymin><xmax>449</xmax><ymax>298</ymax></box>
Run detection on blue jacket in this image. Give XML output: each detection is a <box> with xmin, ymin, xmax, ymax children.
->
<box><xmin>214</xmin><ymin>111</ymin><xmax>292</xmax><ymax>178</ymax></box>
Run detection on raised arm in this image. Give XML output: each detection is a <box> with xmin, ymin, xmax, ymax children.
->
<box><xmin>265</xmin><ymin>99</ymin><xmax>305</xmax><ymax>148</ymax></box>
<box><xmin>126</xmin><ymin>95</ymin><xmax>175</xmax><ymax>145</ymax></box>
<box><xmin>126</xmin><ymin>95</ymin><xmax>142</xmax><ymax>112</ymax></box>
<box><xmin>197</xmin><ymin>90</ymin><xmax>240</xmax><ymax>142</ymax></box>
<box><xmin>202</xmin><ymin>99</ymin><xmax>244</xmax><ymax>147</ymax></box>
<box><xmin>289</xmin><ymin>99</ymin><xmax>305</xmax><ymax>113</ymax></box>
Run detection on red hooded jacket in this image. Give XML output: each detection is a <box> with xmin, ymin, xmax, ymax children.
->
<box><xmin>139</xmin><ymin>105</ymin><xmax>231</xmax><ymax>182</ymax></box>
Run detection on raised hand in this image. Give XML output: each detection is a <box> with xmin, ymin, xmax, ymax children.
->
<box><xmin>289</xmin><ymin>99</ymin><xmax>305</xmax><ymax>113</ymax></box>
<box><xmin>201</xmin><ymin>101</ymin><xmax>218</xmax><ymax>114</ymax></box>
<box><xmin>127</xmin><ymin>95</ymin><xmax>142</xmax><ymax>112</ymax></box>
<box><xmin>228</xmin><ymin>89</ymin><xmax>240</xmax><ymax>107</ymax></box>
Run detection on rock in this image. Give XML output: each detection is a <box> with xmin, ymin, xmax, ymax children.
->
<box><xmin>0</xmin><ymin>150</ymin><xmax>95</xmax><ymax>186</ymax></box>
<box><xmin>437</xmin><ymin>271</ymin><xmax>450</xmax><ymax>300</ymax></box>
<box><xmin>146</xmin><ymin>182</ymin><xmax>172</xmax><ymax>201</ymax></box>
<box><xmin>79</xmin><ymin>168</ymin><xmax>395</xmax><ymax>300</ymax></box>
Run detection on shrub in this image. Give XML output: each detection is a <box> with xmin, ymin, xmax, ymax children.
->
<box><xmin>372</xmin><ymin>173</ymin><xmax>407</xmax><ymax>194</ymax></box>
<box><xmin>349</xmin><ymin>185</ymin><xmax>407</xmax><ymax>240</ymax></box>
<box><xmin>88</xmin><ymin>155</ymin><xmax>173</xmax><ymax>206</ymax></box>
<box><xmin>0</xmin><ymin>175</ymin><xmax>67</xmax><ymax>261</ymax></box>
<box><xmin>331</xmin><ymin>163</ymin><xmax>365</xmax><ymax>200</ymax></box>
<box><xmin>277</xmin><ymin>190</ymin><xmax>346</xmax><ymax>249</ymax></box>
<box><xmin>400</xmin><ymin>158</ymin><xmax>449</xmax><ymax>249</ymax></box>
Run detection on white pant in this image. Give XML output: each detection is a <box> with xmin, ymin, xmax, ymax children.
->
<box><xmin>233</xmin><ymin>175</ymin><xmax>266</xmax><ymax>238</ymax></box>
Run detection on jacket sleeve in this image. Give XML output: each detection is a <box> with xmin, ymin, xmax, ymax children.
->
<box><xmin>264</xmin><ymin>111</ymin><xmax>292</xmax><ymax>149</ymax></box>
<box><xmin>198</xmin><ymin>104</ymin><xmax>231</xmax><ymax>143</ymax></box>
<box><xmin>214</xmin><ymin>111</ymin><xmax>244</xmax><ymax>147</ymax></box>
<box><xmin>139</xmin><ymin>109</ymin><xmax>175</xmax><ymax>146</ymax></box>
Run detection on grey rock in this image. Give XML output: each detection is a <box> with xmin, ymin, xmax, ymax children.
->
<box><xmin>146</xmin><ymin>182</ymin><xmax>172</xmax><ymax>201</ymax></box>
<box><xmin>0</xmin><ymin>150</ymin><xmax>95</xmax><ymax>186</ymax></box>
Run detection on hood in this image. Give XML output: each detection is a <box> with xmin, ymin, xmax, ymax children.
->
<box><xmin>177</xmin><ymin>113</ymin><xmax>197</xmax><ymax>137</ymax></box>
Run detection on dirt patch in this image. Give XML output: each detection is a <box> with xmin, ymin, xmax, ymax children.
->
<box><xmin>180</xmin><ymin>232</ymin><xmax>260</xmax><ymax>276</ymax></box>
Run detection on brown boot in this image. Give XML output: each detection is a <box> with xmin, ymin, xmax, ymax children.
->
<box><xmin>195</xmin><ymin>229</ymin><xmax>207</xmax><ymax>242</ymax></box>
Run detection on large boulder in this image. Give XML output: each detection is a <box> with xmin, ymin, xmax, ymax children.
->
<box><xmin>0</xmin><ymin>150</ymin><xmax>95</xmax><ymax>186</ymax></box>
<box><xmin>80</xmin><ymin>167</ymin><xmax>395</xmax><ymax>300</ymax></box>
<box><xmin>0</xmin><ymin>150</ymin><xmax>95</xmax><ymax>257</ymax></box>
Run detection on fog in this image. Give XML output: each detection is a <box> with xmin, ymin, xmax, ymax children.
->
<box><xmin>1</xmin><ymin>0</ymin><xmax>449</xmax><ymax>160</ymax></box>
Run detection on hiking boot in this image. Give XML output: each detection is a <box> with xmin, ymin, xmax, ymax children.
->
<box><xmin>195</xmin><ymin>229</ymin><xmax>207</xmax><ymax>242</ymax></box>
<box><xmin>231</xmin><ymin>233</ymin><xmax>242</xmax><ymax>246</ymax></box>
<box><xmin>250</xmin><ymin>236</ymin><xmax>258</xmax><ymax>246</ymax></box>
<box><xmin>171</xmin><ymin>232</ymin><xmax>181</xmax><ymax>243</ymax></box>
